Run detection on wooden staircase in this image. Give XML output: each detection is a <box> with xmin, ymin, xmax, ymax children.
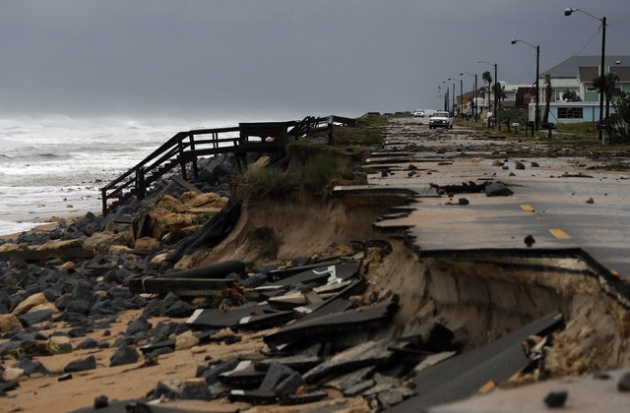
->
<box><xmin>100</xmin><ymin>116</ymin><xmax>357</xmax><ymax>216</ymax></box>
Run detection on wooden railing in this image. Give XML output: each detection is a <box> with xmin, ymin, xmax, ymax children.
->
<box><xmin>100</xmin><ymin>116</ymin><xmax>357</xmax><ymax>215</ymax></box>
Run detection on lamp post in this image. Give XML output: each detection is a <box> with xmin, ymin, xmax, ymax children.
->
<box><xmin>460</xmin><ymin>72</ymin><xmax>478</xmax><ymax>121</ymax></box>
<box><xmin>511</xmin><ymin>39</ymin><xmax>540</xmax><ymax>130</ymax></box>
<box><xmin>452</xmin><ymin>80</ymin><xmax>456</xmax><ymax>116</ymax></box>
<box><xmin>441</xmin><ymin>81</ymin><xmax>449</xmax><ymax>112</ymax></box>
<box><xmin>458</xmin><ymin>77</ymin><xmax>464</xmax><ymax>117</ymax></box>
<box><xmin>478</xmin><ymin>60</ymin><xmax>499</xmax><ymax>130</ymax></box>
<box><xmin>564</xmin><ymin>7</ymin><xmax>607</xmax><ymax>143</ymax></box>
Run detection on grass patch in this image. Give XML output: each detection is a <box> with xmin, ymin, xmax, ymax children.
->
<box><xmin>232</xmin><ymin>113</ymin><xmax>408</xmax><ymax>198</ymax></box>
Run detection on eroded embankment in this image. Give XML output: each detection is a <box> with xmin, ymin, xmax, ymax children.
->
<box><xmin>180</xmin><ymin>193</ymin><xmax>405</xmax><ymax>267</ymax></box>
<box><xmin>188</xmin><ymin>192</ymin><xmax>629</xmax><ymax>376</ymax></box>
<box><xmin>363</xmin><ymin>241</ymin><xmax>629</xmax><ymax>375</ymax></box>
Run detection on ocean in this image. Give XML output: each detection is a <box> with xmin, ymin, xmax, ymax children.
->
<box><xmin>0</xmin><ymin>115</ymin><xmax>251</xmax><ymax>237</ymax></box>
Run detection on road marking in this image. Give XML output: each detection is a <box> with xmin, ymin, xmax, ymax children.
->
<box><xmin>520</xmin><ymin>204</ymin><xmax>535</xmax><ymax>212</ymax></box>
<box><xmin>478</xmin><ymin>380</ymin><xmax>496</xmax><ymax>394</ymax></box>
<box><xmin>550</xmin><ymin>228</ymin><xmax>571</xmax><ymax>239</ymax></box>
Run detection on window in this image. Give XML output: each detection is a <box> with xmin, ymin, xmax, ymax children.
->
<box><xmin>558</xmin><ymin>107</ymin><xmax>583</xmax><ymax>119</ymax></box>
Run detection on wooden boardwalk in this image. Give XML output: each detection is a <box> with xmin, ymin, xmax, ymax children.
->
<box><xmin>100</xmin><ymin>115</ymin><xmax>356</xmax><ymax>215</ymax></box>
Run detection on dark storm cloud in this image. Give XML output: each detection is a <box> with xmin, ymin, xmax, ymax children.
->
<box><xmin>1</xmin><ymin>0</ymin><xmax>628</xmax><ymax>119</ymax></box>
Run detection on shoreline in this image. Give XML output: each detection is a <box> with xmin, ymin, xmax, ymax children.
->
<box><xmin>0</xmin><ymin>222</ymin><xmax>60</xmax><ymax>241</ymax></box>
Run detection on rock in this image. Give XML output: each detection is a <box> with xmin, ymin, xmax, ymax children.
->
<box><xmin>150</xmin><ymin>252</ymin><xmax>170</xmax><ymax>265</ymax></box>
<box><xmin>485</xmin><ymin>183</ymin><xmax>514</xmax><ymax>197</ymax></box>
<box><xmin>109</xmin><ymin>245</ymin><xmax>133</xmax><ymax>255</ymax></box>
<box><xmin>50</xmin><ymin>335</ymin><xmax>73</xmax><ymax>353</ymax></box>
<box><xmin>134</xmin><ymin>237</ymin><xmax>161</xmax><ymax>252</ymax></box>
<box><xmin>150</xmin><ymin>381</ymin><xmax>180</xmax><ymax>400</ymax></box>
<box><xmin>247</xmin><ymin>156</ymin><xmax>271</xmax><ymax>170</ymax></box>
<box><xmin>543</xmin><ymin>390</ymin><xmax>567</xmax><ymax>408</ymax></box>
<box><xmin>0</xmin><ymin>314</ymin><xmax>22</xmax><ymax>333</ymax></box>
<box><xmin>33</xmin><ymin>238</ymin><xmax>84</xmax><ymax>252</ymax></box>
<box><xmin>3</xmin><ymin>367</ymin><xmax>25</xmax><ymax>382</ymax></box>
<box><xmin>185</xmin><ymin>192</ymin><xmax>228</xmax><ymax>209</ymax></box>
<box><xmin>64</xmin><ymin>355</ymin><xmax>97</xmax><ymax>373</ymax></box>
<box><xmin>11</xmin><ymin>357</ymin><xmax>50</xmax><ymax>377</ymax></box>
<box><xmin>157</xmin><ymin>194</ymin><xmax>186</xmax><ymax>212</ymax></box>
<box><xmin>586</xmin><ymin>197</ymin><xmax>594</xmax><ymax>204</ymax></box>
<box><xmin>126</xmin><ymin>315</ymin><xmax>152</xmax><ymax>337</ymax></box>
<box><xmin>19</xmin><ymin>309</ymin><xmax>53</xmax><ymax>327</ymax></box>
<box><xmin>94</xmin><ymin>395</ymin><xmax>109</xmax><ymax>409</ymax></box>
<box><xmin>524</xmin><ymin>235</ymin><xmax>536</xmax><ymax>247</ymax></box>
<box><xmin>83</xmin><ymin>231</ymin><xmax>131</xmax><ymax>254</ymax></box>
<box><xmin>436</xmin><ymin>147</ymin><xmax>447</xmax><ymax>154</ymax></box>
<box><xmin>458</xmin><ymin>198</ymin><xmax>469</xmax><ymax>205</ymax></box>
<box><xmin>531</xmin><ymin>161</ymin><xmax>540</xmax><ymax>167</ymax></box>
<box><xmin>28</xmin><ymin>302</ymin><xmax>60</xmax><ymax>315</ymax></box>
<box><xmin>0</xmin><ymin>380</ymin><xmax>19</xmax><ymax>394</ymax></box>
<box><xmin>175</xmin><ymin>330</ymin><xmax>200</xmax><ymax>350</ymax></box>
<box><xmin>515</xmin><ymin>162</ymin><xmax>525</xmax><ymax>170</ymax></box>
<box><xmin>180</xmin><ymin>382</ymin><xmax>213</xmax><ymax>401</ymax></box>
<box><xmin>148</xmin><ymin>209</ymin><xmax>196</xmax><ymax>240</ymax></box>
<box><xmin>110</xmin><ymin>345</ymin><xmax>139</xmax><ymax>367</ymax></box>
<box><xmin>12</xmin><ymin>292</ymin><xmax>49</xmax><ymax>316</ymax></box>
<box><xmin>143</xmin><ymin>300</ymin><xmax>168</xmax><ymax>317</ymax></box>
<box><xmin>618</xmin><ymin>372</ymin><xmax>630</xmax><ymax>392</ymax></box>
<box><xmin>58</xmin><ymin>373</ymin><xmax>73</xmax><ymax>382</ymax></box>
<box><xmin>164</xmin><ymin>300</ymin><xmax>193</xmax><ymax>318</ymax></box>
<box><xmin>76</xmin><ymin>338</ymin><xmax>100</xmax><ymax>350</ymax></box>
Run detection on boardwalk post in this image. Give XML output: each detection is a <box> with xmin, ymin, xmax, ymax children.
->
<box><xmin>136</xmin><ymin>167</ymin><xmax>146</xmax><ymax>200</ymax></box>
<box><xmin>328</xmin><ymin>115</ymin><xmax>334</xmax><ymax>145</ymax></box>
<box><xmin>189</xmin><ymin>132</ymin><xmax>199</xmax><ymax>180</ymax></box>
<box><xmin>101</xmin><ymin>189</ymin><xmax>108</xmax><ymax>216</ymax></box>
<box><xmin>177</xmin><ymin>135</ymin><xmax>188</xmax><ymax>181</ymax></box>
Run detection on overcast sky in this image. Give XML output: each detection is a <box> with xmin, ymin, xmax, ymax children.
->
<box><xmin>1</xmin><ymin>0</ymin><xmax>629</xmax><ymax>120</ymax></box>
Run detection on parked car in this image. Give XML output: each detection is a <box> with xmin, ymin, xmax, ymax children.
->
<box><xmin>412</xmin><ymin>109</ymin><xmax>425</xmax><ymax>118</ymax></box>
<box><xmin>428</xmin><ymin>111</ymin><xmax>453</xmax><ymax>129</ymax></box>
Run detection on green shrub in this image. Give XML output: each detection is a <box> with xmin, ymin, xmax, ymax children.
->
<box><xmin>298</xmin><ymin>154</ymin><xmax>338</xmax><ymax>189</ymax></box>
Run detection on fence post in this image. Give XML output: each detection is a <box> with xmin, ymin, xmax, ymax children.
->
<box><xmin>101</xmin><ymin>189</ymin><xmax>108</xmax><ymax>216</ymax></box>
<box><xmin>177</xmin><ymin>134</ymin><xmax>188</xmax><ymax>181</ymax></box>
<box><xmin>136</xmin><ymin>167</ymin><xmax>146</xmax><ymax>200</ymax></box>
<box><xmin>189</xmin><ymin>132</ymin><xmax>199</xmax><ymax>180</ymax></box>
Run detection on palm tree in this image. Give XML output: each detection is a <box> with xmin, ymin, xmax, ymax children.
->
<box><xmin>593</xmin><ymin>73</ymin><xmax>620</xmax><ymax>118</ymax></box>
<box><xmin>482</xmin><ymin>71</ymin><xmax>492</xmax><ymax>111</ymax></box>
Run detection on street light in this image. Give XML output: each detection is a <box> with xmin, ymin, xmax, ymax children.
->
<box><xmin>460</xmin><ymin>72</ymin><xmax>478</xmax><ymax>121</ymax></box>
<box><xmin>564</xmin><ymin>7</ymin><xmax>607</xmax><ymax>143</ymax></box>
<box><xmin>511</xmin><ymin>39</ymin><xmax>540</xmax><ymax>130</ymax></box>
<box><xmin>441</xmin><ymin>81</ymin><xmax>450</xmax><ymax>111</ymax></box>
<box><xmin>477</xmin><ymin>60</ymin><xmax>499</xmax><ymax>129</ymax></box>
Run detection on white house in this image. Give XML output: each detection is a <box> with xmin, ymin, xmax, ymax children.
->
<box><xmin>537</xmin><ymin>55</ymin><xmax>630</xmax><ymax>123</ymax></box>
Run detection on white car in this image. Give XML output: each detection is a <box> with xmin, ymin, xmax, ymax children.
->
<box><xmin>412</xmin><ymin>109</ymin><xmax>425</xmax><ymax>118</ymax></box>
<box><xmin>429</xmin><ymin>111</ymin><xmax>453</xmax><ymax>129</ymax></box>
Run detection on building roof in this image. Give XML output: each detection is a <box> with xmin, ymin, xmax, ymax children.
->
<box><xmin>541</xmin><ymin>55</ymin><xmax>630</xmax><ymax>78</ymax></box>
<box><xmin>610</xmin><ymin>66</ymin><xmax>630</xmax><ymax>81</ymax></box>
<box><xmin>578</xmin><ymin>67</ymin><xmax>599</xmax><ymax>83</ymax></box>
